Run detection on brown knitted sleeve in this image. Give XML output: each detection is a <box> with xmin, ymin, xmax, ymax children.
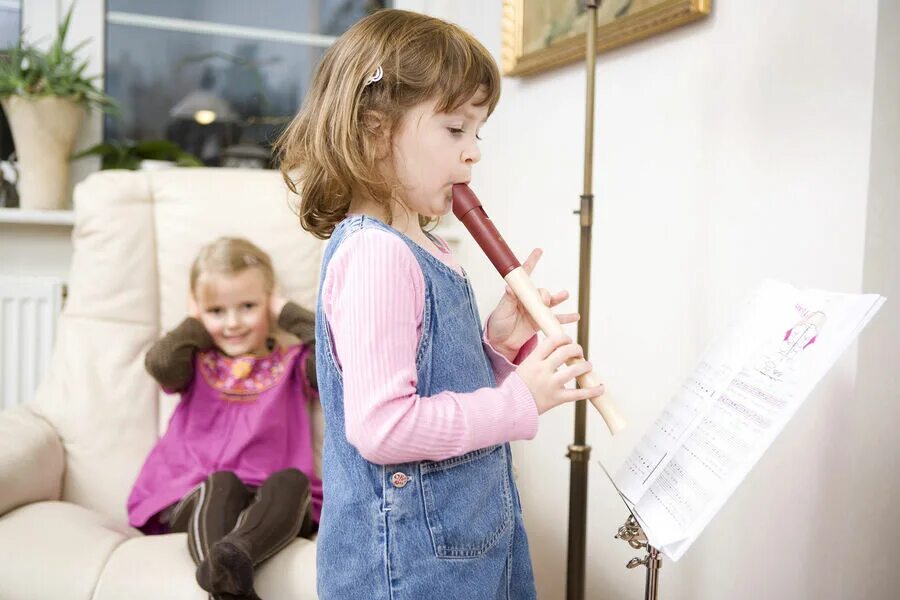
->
<box><xmin>277</xmin><ymin>301</ymin><xmax>318</xmax><ymax>391</ymax></box>
<box><xmin>276</xmin><ymin>301</ymin><xmax>316</xmax><ymax>343</ymax></box>
<box><xmin>144</xmin><ymin>317</ymin><xmax>214</xmax><ymax>392</ymax></box>
<box><xmin>304</xmin><ymin>352</ymin><xmax>318</xmax><ymax>391</ymax></box>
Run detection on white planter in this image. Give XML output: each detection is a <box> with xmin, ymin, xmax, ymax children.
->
<box><xmin>139</xmin><ymin>159</ymin><xmax>177</xmax><ymax>171</ymax></box>
<box><xmin>1</xmin><ymin>96</ymin><xmax>85</xmax><ymax>210</ymax></box>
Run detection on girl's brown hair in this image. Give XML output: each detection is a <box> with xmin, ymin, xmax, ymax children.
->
<box><xmin>275</xmin><ymin>9</ymin><xmax>501</xmax><ymax>239</ymax></box>
<box><xmin>190</xmin><ymin>237</ymin><xmax>275</xmax><ymax>295</ymax></box>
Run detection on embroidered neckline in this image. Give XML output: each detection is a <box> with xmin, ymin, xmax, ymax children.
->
<box><xmin>198</xmin><ymin>346</ymin><xmax>299</xmax><ymax>402</ymax></box>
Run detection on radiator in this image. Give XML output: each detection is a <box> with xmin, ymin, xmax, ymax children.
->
<box><xmin>0</xmin><ymin>276</ymin><xmax>65</xmax><ymax>409</ymax></box>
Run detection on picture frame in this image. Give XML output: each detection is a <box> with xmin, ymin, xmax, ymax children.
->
<box><xmin>501</xmin><ymin>0</ymin><xmax>712</xmax><ymax>77</ymax></box>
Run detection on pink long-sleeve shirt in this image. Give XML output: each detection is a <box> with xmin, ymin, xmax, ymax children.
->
<box><xmin>321</xmin><ymin>226</ymin><xmax>539</xmax><ymax>465</ymax></box>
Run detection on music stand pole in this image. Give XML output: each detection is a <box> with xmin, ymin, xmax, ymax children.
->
<box><xmin>565</xmin><ymin>2</ymin><xmax>600</xmax><ymax>599</ymax></box>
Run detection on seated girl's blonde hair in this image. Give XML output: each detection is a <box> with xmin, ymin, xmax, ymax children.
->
<box><xmin>275</xmin><ymin>9</ymin><xmax>501</xmax><ymax>239</ymax></box>
<box><xmin>190</xmin><ymin>237</ymin><xmax>275</xmax><ymax>295</ymax></box>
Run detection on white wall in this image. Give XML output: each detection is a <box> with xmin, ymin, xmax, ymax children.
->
<box><xmin>400</xmin><ymin>1</ymin><xmax>894</xmax><ymax>598</ymax></box>
<box><xmin>846</xmin><ymin>1</ymin><xmax>900</xmax><ymax>598</ymax></box>
<box><xmin>0</xmin><ymin>225</ymin><xmax>72</xmax><ymax>280</ymax></box>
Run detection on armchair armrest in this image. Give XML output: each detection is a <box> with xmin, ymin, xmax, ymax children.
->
<box><xmin>0</xmin><ymin>405</ymin><xmax>64</xmax><ymax>516</ymax></box>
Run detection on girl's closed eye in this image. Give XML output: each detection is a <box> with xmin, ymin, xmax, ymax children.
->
<box><xmin>207</xmin><ymin>307</ymin><xmax>223</xmax><ymax>316</ymax></box>
<box><xmin>242</xmin><ymin>302</ymin><xmax>257</xmax><ymax>310</ymax></box>
<box><xmin>447</xmin><ymin>127</ymin><xmax>483</xmax><ymax>141</ymax></box>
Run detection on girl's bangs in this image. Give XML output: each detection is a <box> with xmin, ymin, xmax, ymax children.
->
<box><xmin>430</xmin><ymin>44</ymin><xmax>500</xmax><ymax>115</ymax></box>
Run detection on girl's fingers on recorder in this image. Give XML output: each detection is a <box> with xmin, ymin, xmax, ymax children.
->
<box><xmin>556</xmin><ymin>312</ymin><xmax>580</xmax><ymax>325</ymax></box>
<box><xmin>554</xmin><ymin>359</ymin><xmax>593</xmax><ymax>386</ymax></box>
<box><xmin>546</xmin><ymin>341</ymin><xmax>585</xmax><ymax>369</ymax></box>
<box><xmin>532</xmin><ymin>333</ymin><xmax>572</xmax><ymax>360</ymax></box>
<box><xmin>521</xmin><ymin>248</ymin><xmax>542</xmax><ymax>275</ymax></box>
<box><xmin>547</xmin><ymin>289</ymin><xmax>569</xmax><ymax>308</ymax></box>
<box><xmin>559</xmin><ymin>385</ymin><xmax>606</xmax><ymax>404</ymax></box>
<box><xmin>539</xmin><ymin>288</ymin><xmax>552</xmax><ymax>306</ymax></box>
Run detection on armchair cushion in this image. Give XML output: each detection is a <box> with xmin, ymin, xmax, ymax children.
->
<box><xmin>93</xmin><ymin>533</ymin><xmax>317</xmax><ymax>600</ymax></box>
<box><xmin>0</xmin><ymin>406</ymin><xmax>64</xmax><ymax>516</ymax></box>
<box><xmin>0</xmin><ymin>501</ymin><xmax>138</xmax><ymax>600</ymax></box>
<box><xmin>31</xmin><ymin>316</ymin><xmax>159</xmax><ymax>522</ymax></box>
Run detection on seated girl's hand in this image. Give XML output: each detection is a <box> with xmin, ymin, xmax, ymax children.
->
<box><xmin>515</xmin><ymin>333</ymin><xmax>604</xmax><ymax>415</ymax></box>
<box><xmin>269</xmin><ymin>289</ymin><xmax>288</xmax><ymax>319</ymax></box>
<box><xmin>187</xmin><ymin>294</ymin><xmax>200</xmax><ymax>319</ymax></box>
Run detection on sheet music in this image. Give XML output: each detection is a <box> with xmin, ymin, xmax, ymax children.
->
<box><xmin>612</xmin><ymin>280</ymin><xmax>885</xmax><ymax>561</ymax></box>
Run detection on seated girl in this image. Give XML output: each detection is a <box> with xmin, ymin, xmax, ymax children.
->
<box><xmin>127</xmin><ymin>237</ymin><xmax>321</xmax><ymax>600</ymax></box>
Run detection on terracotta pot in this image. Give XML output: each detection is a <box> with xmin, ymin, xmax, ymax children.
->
<box><xmin>1</xmin><ymin>96</ymin><xmax>85</xmax><ymax>210</ymax></box>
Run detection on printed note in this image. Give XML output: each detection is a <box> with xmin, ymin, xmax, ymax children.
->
<box><xmin>611</xmin><ymin>280</ymin><xmax>885</xmax><ymax>560</ymax></box>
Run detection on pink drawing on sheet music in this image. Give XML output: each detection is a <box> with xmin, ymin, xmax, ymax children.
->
<box><xmin>757</xmin><ymin>310</ymin><xmax>827</xmax><ymax>381</ymax></box>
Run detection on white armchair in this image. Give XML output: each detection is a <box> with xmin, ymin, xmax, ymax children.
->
<box><xmin>0</xmin><ymin>168</ymin><xmax>324</xmax><ymax>599</ymax></box>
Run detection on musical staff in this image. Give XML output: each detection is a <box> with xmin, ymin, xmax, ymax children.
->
<box><xmin>611</xmin><ymin>280</ymin><xmax>885</xmax><ymax>560</ymax></box>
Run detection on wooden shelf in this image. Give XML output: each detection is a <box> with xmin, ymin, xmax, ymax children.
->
<box><xmin>0</xmin><ymin>208</ymin><xmax>75</xmax><ymax>226</ymax></box>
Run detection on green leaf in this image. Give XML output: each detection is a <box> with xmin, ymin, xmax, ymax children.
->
<box><xmin>71</xmin><ymin>141</ymin><xmax>119</xmax><ymax>160</ymax></box>
<box><xmin>0</xmin><ymin>1</ymin><xmax>115</xmax><ymax>111</ymax></box>
<box><xmin>71</xmin><ymin>138</ymin><xmax>203</xmax><ymax>170</ymax></box>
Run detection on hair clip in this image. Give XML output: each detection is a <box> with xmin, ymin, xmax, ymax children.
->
<box><xmin>364</xmin><ymin>65</ymin><xmax>383</xmax><ymax>87</ymax></box>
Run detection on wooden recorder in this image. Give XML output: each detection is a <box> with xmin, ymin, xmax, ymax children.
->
<box><xmin>452</xmin><ymin>184</ymin><xmax>625</xmax><ymax>435</ymax></box>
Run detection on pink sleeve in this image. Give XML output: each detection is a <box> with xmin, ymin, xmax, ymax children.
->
<box><xmin>323</xmin><ymin>228</ymin><xmax>539</xmax><ymax>465</ymax></box>
<box><xmin>483</xmin><ymin>330</ymin><xmax>538</xmax><ymax>385</ymax></box>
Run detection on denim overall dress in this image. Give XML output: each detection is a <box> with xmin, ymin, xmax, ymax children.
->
<box><xmin>315</xmin><ymin>215</ymin><xmax>537</xmax><ymax>599</ymax></box>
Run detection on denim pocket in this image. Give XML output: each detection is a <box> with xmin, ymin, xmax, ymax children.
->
<box><xmin>419</xmin><ymin>444</ymin><xmax>514</xmax><ymax>559</ymax></box>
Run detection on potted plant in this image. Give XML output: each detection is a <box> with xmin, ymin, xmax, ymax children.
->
<box><xmin>73</xmin><ymin>139</ymin><xmax>203</xmax><ymax>171</ymax></box>
<box><xmin>0</xmin><ymin>5</ymin><xmax>115</xmax><ymax>210</ymax></box>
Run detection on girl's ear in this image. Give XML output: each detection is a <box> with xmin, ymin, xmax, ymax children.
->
<box><xmin>363</xmin><ymin>110</ymin><xmax>391</xmax><ymax>160</ymax></box>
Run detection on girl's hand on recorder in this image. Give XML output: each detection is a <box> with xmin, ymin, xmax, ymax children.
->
<box><xmin>515</xmin><ymin>333</ymin><xmax>604</xmax><ymax>415</ymax></box>
<box><xmin>486</xmin><ymin>248</ymin><xmax>579</xmax><ymax>360</ymax></box>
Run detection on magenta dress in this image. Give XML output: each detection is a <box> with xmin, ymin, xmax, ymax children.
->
<box><xmin>127</xmin><ymin>343</ymin><xmax>322</xmax><ymax>531</ymax></box>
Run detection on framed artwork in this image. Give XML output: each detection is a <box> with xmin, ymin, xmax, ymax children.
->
<box><xmin>501</xmin><ymin>0</ymin><xmax>711</xmax><ymax>77</ymax></box>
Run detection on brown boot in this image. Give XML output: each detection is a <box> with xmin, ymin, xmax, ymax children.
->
<box><xmin>196</xmin><ymin>537</ymin><xmax>258</xmax><ymax>598</ymax></box>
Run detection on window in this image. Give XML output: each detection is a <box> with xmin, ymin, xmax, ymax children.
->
<box><xmin>0</xmin><ymin>0</ymin><xmax>19</xmax><ymax>48</ymax></box>
<box><xmin>0</xmin><ymin>0</ymin><xmax>19</xmax><ymax>162</ymax></box>
<box><xmin>104</xmin><ymin>1</ymin><xmax>387</xmax><ymax>167</ymax></box>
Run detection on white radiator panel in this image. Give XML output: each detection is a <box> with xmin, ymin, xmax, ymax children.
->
<box><xmin>0</xmin><ymin>276</ymin><xmax>65</xmax><ymax>409</ymax></box>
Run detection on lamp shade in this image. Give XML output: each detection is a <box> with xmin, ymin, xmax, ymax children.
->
<box><xmin>169</xmin><ymin>90</ymin><xmax>238</xmax><ymax>124</ymax></box>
